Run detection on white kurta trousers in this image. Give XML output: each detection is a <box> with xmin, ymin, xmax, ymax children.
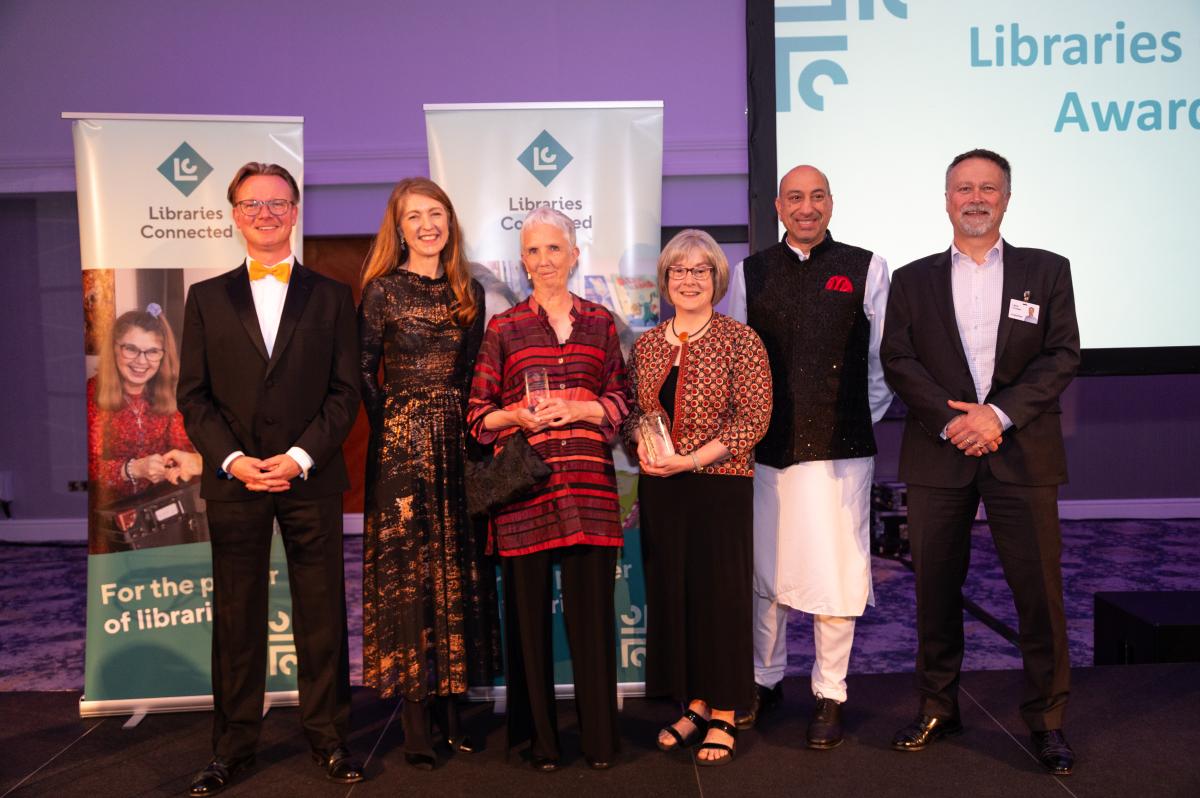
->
<box><xmin>752</xmin><ymin>457</ymin><xmax>875</xmax><ymax>702</ymax></box>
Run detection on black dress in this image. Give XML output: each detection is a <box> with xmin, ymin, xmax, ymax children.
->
<box><xmin>358</xmin><ymin>269</ymin><xmax>500</xmax><ymax>703</ymax></box>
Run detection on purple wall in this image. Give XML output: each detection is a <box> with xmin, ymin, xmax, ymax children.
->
<box><xmin>0</xmin><ymin>1</ymin><xmax>748</xmax><ymax>194</ymax></box>
<box><xmin>0</xmin><ymin>1</ymin><xmax>1195</xmax><ymax>520</ymax></box>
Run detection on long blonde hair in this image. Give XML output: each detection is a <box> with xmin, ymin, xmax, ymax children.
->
<box><xmin>96</xmin><ymin>307</ymin><xmax>179</xmax><ymax>414</ymax></box>
<box><xmin>360</xmin><ymin>178</ymin><xmax>478</xmax><ymax>327</ymax></box>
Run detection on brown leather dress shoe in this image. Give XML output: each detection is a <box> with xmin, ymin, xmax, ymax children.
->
<box><xmin>188</xmin><ymin>756</ymin><xmax>253</xmax><ymax>797</ymax></box>
<box><xmin>313</xmin><ymin>746</ymin><xmax>365</xmax><ymax>783</ymax></box>
<box><xmin>735</xmin><ymin>682</ymin><xmax>783</xmax><ymax>730</ymax></box>
<box><xmin>807</xmin><ymin>696</ymin><xmax>844</xmax><ymax>749</ymax></box>
<box><xmin>891</xmin><ymin>714</ymin><xmax>963</xmax><ymax>751</ymax></box>
<box><xmin>1031</xmin><ymin>730</ymin><xmax>1074</xmax><ymax>775</ymax></box>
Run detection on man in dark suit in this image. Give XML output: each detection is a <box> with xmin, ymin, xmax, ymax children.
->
<box><xmin>178</xmin><ymin>162</ymin><xmax>363</xmax><ymax>795</ymax></box>
<box><xmin>881</xmin><ymin>149</ymin><xmax>1080</xmax><ymax>775</ymax></box>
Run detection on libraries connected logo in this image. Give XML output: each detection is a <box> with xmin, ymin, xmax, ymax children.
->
<box><xmin>517</xmin><ymin>130</ymin><xmax>573</xmax><ymax>187</ymax></box>
<box><xmin>156</xmin><ymin>142</ymin><xmax>213</xmax><ymax>197</ymax></box>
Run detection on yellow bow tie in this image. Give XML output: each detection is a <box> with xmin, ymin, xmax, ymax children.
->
<box><xmin>248</xmin><ymin>259</ymin><xmax>291</xmax><ymax>283</ymax></box>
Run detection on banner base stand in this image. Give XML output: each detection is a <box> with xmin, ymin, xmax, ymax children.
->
<box><xmin>79</xmin><ymin>689</ymin><xmax>300</xmax><ymax>719</ymax></box>
<box><xmin>467</xmin><ymin>682</ymin><xmax>645</xmax><ymax>713</ymax></box>
<box><xmin>122</xmin><ymin>709</ymin><xmax>147</xmax><ymax>729</ymax></box>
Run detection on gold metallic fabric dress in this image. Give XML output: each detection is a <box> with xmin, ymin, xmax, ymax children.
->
<box><xmin>358</xmin><ymin>269</ymin><xmax>499</xmax><ymax>700</ymax></box>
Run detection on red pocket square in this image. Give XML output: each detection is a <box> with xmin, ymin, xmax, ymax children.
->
<box><xmin>824</xmin><ymin>275</ymin><xmax>853</xmax><ymax>292</ymax></box>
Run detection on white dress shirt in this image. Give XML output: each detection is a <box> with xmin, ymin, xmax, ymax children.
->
<box><xmin>949</xmin><ymin>240</ymin><xmax>1013</xmax><ymax>431</ymax></box>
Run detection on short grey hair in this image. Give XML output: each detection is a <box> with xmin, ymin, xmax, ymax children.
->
<box><xmin>945</xmin><ymin>148</ymin><xmax>1012</xmax><ymax>194</ymax></box>
<box><xmin>522</xmin><ymin>207</ymin><xmax>577</xmax><ymax>247</ymax></box>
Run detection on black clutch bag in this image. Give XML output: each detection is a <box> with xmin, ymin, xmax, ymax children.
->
<box><xmin>464</xmin><ymin>432</ymin><xmax>552</xmax><ymax>518</ymax></box>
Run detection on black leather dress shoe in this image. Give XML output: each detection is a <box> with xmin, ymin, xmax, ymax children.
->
<box><xmin>807</xmin><ymin>696</ymin><xmax>844</xmax><ymax>750</ymax></box>
<box><xmin>1031</xmin><ymin>730</ymin><xmax>1074</xmax><ymax>775</ymax></box>
<box><xmin>735</xmin><ymin>682</ymin><xmax>783</xmax><ymax>730</ymax></box>
<box><xmin>531</xmin><ymin>755</ymin><xmax>559</xmax><ymax>773</ymax></box>
<box><xmin>188</xmin><ymin>756</ymin><xmax>252</xmax><ymax>797</ymax></box>
<box><xmin>586</xmin><ymin>757</ymin><xmax>613</xmax><ymax>770</ymax></box>
<box><xmin>891</xmin><ymin>714</ymin><xmax>963</xmax><ymax>751</ymax></box>
<box><xmin>446</xmin><ymin>734</ymin><xmax>480</xmax><ymax>754</ymax></box>
<box><xmin>313</xmin><ymin>746</ymin><xmax>365</xmax><ymax>783</ymax></box>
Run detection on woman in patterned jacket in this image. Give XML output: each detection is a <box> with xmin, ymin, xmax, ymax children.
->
<box><xmin>622</xmin><ymin>229</ymin><xmax>772</xmax><ymax>766</ymax></box>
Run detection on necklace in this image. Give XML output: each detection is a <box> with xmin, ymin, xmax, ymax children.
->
<box><xmin>670</xmin><ymin>310</ymin><xmax>714</xmax><ymax>344</ymax></box>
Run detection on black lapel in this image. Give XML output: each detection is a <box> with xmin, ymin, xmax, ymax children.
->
<box><xmin>265</xmin><ymin>261</ymin><xmax>313</xmax><ymax>377</ymax></box>
<box><xmin>226</xmin><ymin>262</ymin><xmax>269</xmax><ymax>363</ymax></box>
<box><xmin>994</xmin><ymin>240</ymin><xmax>1027</xmax><ymax>364</ymax></box>
<box><xmin>930</xmin><ymin>249</ymin><xmax>969</xmax><ymax>370</ymax></box>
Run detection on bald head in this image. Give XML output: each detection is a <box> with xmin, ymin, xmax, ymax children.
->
<box><xmin>778</xmin><ymin>165</ymin><xmax>830</xmax><ymax>197</ymax></box>
<box><xmin>775</xmin><ymin>164</ymin><xmax>834</xmax><ymax>254</ymax></box>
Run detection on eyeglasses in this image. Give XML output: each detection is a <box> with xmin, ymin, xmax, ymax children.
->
<box><xmin>118</xmin><ymin>344</ymin><xmax>165</xmax><ymax>362</ymax></box>
<box><xmin>667</xmin><ymin>265</ymin><xmax>714</xmax><ymax>281</ymax></box>
<box><xmin>234</xmin><ymin>199</ymin><xmax>294</xmax><ymax>217</ymax></box>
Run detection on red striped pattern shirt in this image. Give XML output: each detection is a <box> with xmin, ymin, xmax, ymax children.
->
<box><xmin>468</xmin><ymin>294</ymin><xmax>630</xmax><ymax>556</ymax></box>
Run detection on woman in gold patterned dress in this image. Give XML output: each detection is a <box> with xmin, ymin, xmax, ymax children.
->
<box><xmin>359</xmin><ymin>178</ymin><xmax>499</xmax><ymax>770</ymax></box>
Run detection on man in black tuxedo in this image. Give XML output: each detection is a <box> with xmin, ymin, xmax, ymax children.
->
<box><xmin>178</xmin><ymin>162</ymin><xmax>362</xmax><ymax>795</ymax></box>
<box><xmin>881</xmin><ymin>149</ymin><xmax>1080</xmax><ymax>775</ymax></box>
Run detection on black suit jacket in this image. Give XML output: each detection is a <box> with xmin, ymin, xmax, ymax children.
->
<box><xmin>177</xmin><ymin>261</ymin><xmax>360</xmax><ymax>502</ymax></box>
<box><xmin>881</xmin><ymin>241</ymin><xmax>1080</xmax><ymax>488</ymax></box>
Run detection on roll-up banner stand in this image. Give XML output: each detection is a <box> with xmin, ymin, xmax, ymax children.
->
<box><xmin>65</xmin><ymin>112</ymin><xmax>304</xmax><ymax>718</ymax></box>
<box><xmin>425</xmin><ymin>101</ymin><xmax>664</xmax><ymax>698</ymax></box>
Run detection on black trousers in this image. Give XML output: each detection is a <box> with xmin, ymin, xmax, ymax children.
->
<box><xmin>206</xmin><ymin>493</ymin><xmax>351</xmax><ymax>760</ymax></box>
<box><xmin>502</xmin><ymin>545</ymin><xmax>619</xmax><ymax>761</ymax></box>
<box><xmin>907</xmin><ymin>458</ymin><xmax>1070</xmax><ymax>731</ymax></box>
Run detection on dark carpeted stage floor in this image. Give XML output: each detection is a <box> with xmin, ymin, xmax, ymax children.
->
<box><xmin>4</xmin><ymin>664</ymin><xmax>1199</xmax><ymax>797</ymax></box>
<box><xmin>3</xmin><ymin>519</ymin><xmax>1198</xmax><ymax>795</ymax></box>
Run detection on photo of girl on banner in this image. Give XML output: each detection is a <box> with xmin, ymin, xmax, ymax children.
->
<box><xmin>86</xmin><ymin>269</ymin><xmax>208</xmax><ymax>555</ymax></box>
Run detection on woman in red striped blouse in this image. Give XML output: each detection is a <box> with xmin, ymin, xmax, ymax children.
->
<box><xmin>467</xmin><ymin>208</ymin><xmax>630</xmax><ymax>772</ymax></box>
<box><xmin>622</xmin><ymin>229</ymin><xmax>772</xmax><ymax>766</ymax></box>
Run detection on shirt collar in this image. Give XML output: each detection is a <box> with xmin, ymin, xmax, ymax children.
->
<box><xmin>781</xmin><ymin>230</ymin><xmax>834</xmax><ymax>262</ymax></box>
<box><xmin>950</xmin><ymin>238</ymin><xmax>1003</xmax><ymax>267</ymax></box>
<box><xmin>528</xmin><ymin>291</ymin><xmax>581</xmax><ymax>319</ymax></box>
<box><xmin>246</xmin><ymin>252</ymin><xmax>295</xmax><ymax>268</ymax></box>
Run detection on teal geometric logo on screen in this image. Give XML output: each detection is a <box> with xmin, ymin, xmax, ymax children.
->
<box><xmin>517</xmin><ymin>130</ymin><xmax>573</xmax><ymax>187</ymax></box>
<box><xmin>775</xmin><ymin>0</ymin><xmax>908</xmax><ymax>112</ymax></box>
<box><xmin>156</xmin><ymin>142</ymin><xmax>213</xmax><ymax>197</ymax></box>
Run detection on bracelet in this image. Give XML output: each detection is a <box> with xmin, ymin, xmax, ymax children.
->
<box><xmin>122</xmin><ymin>459</ymin><xmax>135</xmax><ymax>483</ymax></box>
<box><xmin>690</xmin><ymin>453</ymin><xmax>702</xmax><ymax>472</ymax></box>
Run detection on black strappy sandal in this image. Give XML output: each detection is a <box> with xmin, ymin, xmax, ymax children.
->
<box><xmin>657</xmin><ymin>708</ymin><xmax>709</xmax><ymax>751</ymax></box>
<box><xmin>695</xmin><ymin>717</ymin><xmax>738</xmax><ymax>766</ymax></box>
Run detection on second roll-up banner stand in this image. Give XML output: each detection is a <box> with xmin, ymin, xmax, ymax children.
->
<box><xmin>425</xmin><ymin>101</ymin><xmax>664</xmax><ymax>697</ymax></box>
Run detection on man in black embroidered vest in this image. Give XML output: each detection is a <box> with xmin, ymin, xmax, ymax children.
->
<box><xmin>728</xmin><ymin>165</ymin><xmax>893</xmax><ymax>748</ymax></box>
<box><xmin>177</xmin><ymin>163</ymin><xmax>363</xmax><ymax>795</ymax></box>
<box><xmin>882</xmin><ymin>149</ymin><xmax>1079</xmax><ymax>775</ymax></box>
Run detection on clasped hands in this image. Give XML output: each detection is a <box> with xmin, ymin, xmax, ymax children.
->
<box><xmin>945</xmin><ymin>400</ymin><xmax>1003</xmax><ymax>458</ymax></box>
<box><xmin>228</xmin><ymin>453</ymin><xmax>301</xmax><ymax>492</ymax></box>
<box><xmin>128</xmin><ymin>449</ymin><xmax>203</xmax><ymax>485</ymax></box>
<box><xmin>512</xmin><ymin>397</ymin><xmax>591</xmax><ymax>433</ymax></box>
